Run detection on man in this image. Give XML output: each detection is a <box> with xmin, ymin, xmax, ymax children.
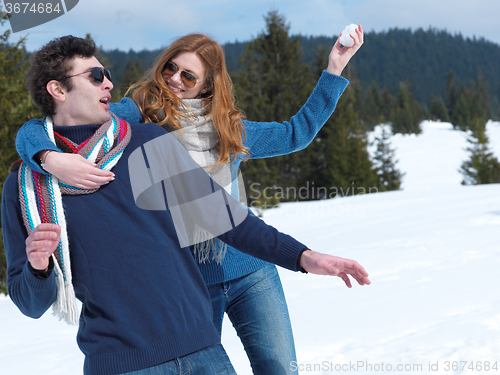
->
<box><xmin>2</xmin><ymin>36</ymin><xmax>370</xmax><ymax>375</ymax></box>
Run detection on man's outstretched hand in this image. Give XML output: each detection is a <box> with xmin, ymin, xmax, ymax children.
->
<box><xmin>300</xmin><ymin>250</ymin><xmax>371</xmax><ymax>288</ymax></box>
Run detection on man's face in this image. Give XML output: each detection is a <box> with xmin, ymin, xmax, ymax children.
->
<box><xmin>57</xmin><ymin>56</ymin><xmax>113</xmax><ymax>126</ymax></box>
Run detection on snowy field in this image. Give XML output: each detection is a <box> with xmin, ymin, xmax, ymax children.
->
<box><xmin>1</xmin><ymin>120</ymin><xmax>499</xmax><ymax>374</ymax></box>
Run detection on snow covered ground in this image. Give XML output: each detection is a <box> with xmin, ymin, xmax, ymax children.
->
<box><xmin>1</xmin><ymin>121</ymin><xmax>500</xmax><ymax>374</ymax></box>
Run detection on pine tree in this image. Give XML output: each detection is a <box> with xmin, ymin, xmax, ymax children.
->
<box><xmin>460</xmin><ymin>118</ymin><xmax>500</xmax><ymax>185</ymax></box>
<box><xmin>0</xmin><ymin>8</ymin><xmax>40</xmax><ymax>293</ymax></box>
<box><xmin>349</xmin><ymin>69</ymin><xmax>365</xmax><ymax>125</ymax></box>
<box><xmin>232</xmin><ymin>10</ymin><xmax>315</xmax><ymax>207</ymax></box>
<box><xmin>474</xmin><ymin>70</ymin><xmax>493</xmax><ymax>121</ymax></box>
<box><xmin>372</xmin><ymin>127</ymin><xmax>404</xmax><ymax>191</ymax></box>
<box><xmin>117</xmin><ymin>58</ymin><xmax>143</xmax><ymax>99</ymax></box>
<box><xmin>380</xmin><ymin>87</ymin><xmax>396</xmax><ymax>123</ymax></box>
<box><xmin>454</xmin><ymin>85</ymin><xmax>473</xmax><ymax>131</ymax></box>
<box><xmin>446</xmin><ymin>70</ymin><xmax>459</xmax><ymax>126</ymax></box>
<box><xmin>304</xmin><ymin>85</ymin><xmax>377</xmax><ymax>198</ymax></box>
<box><xmin>362</xmin><ymin>81</ymin><xmax>384</xmax><ymax>129</ymax></box>
<box><xmin>312</xmin><ymin>43</ymin><xmax>329</xmax><ymax>78</ymax></box>
<box><xmin>454</xmin><ymin>72</ymin><xmax>493</xmax><ymax>131</ymax></box>
<box><xmin>86</xmin><ymin>33</ymin><xmax>111</xmax><ymax>68</ymax></box>
<box><xmin>392</xmin><ymin>81</ymin><xmax>423</xmax><ymax>134</ymax></box>
<box><xmin>429</xmin><ymin>93</ymin><xmax>450</xmax><ymax>122</ymax></box>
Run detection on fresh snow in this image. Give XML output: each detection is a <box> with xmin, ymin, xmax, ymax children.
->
<box><xmin>1</xmin><ymin>121</ymin><xmax>499</xmax><ymax>374</ymax></box>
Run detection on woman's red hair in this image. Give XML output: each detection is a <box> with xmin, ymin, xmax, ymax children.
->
<box><xmin>128</xmin><ymin>34</ymin><xmax>249</xmax><ymax>164</ymax></box>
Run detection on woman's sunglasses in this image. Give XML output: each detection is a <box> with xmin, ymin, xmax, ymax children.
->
<box><xmin>163</xmin><ymin>61</ymin><xmax>197</xmax><ymax>88</ymax></box>
<box><xmin>67</xmin><ymin>67</ymin><xmax>112</xmax><ymax>84</ymax></box>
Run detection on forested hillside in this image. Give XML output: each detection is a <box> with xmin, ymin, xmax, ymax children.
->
<box><xmin>101</xmin><ymin>28</ymin><xmax>500</xmax><ymax>118</ymax></box>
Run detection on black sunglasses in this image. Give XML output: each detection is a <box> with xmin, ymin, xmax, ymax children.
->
<box><xmin>163</xmin><ymin>61</ymin><xmax>197</xmax><ymax>88</ymax></box>
<box><xmin>67</xmin><ymin>67</ymin><xmax>112</xmax><ymax>84</ymax></box>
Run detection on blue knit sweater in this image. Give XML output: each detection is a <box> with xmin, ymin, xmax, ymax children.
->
<box><xmin>15</xmin><ymin>71</ymin><xmax>349</xmax><ymax>285</ymax></box>
<box><xmin>3</xmin><ymin>123</ymin><xmax>307</xmax><ymax>375</ymax></box>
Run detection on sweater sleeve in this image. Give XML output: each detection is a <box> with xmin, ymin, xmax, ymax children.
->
<box><xmin>1</xmin><ymin>173</ymin><xmax>57</xmax><ymax>319</ymax></box>
<box><xmin>217</xmin><ymin>211</ymin><xmax>307</xmax><ymax>271</ymax></box>
<box><xmin>243</xmin><ymin>71</ymin><xmax>349</xmax><ymax>159</ymax></box>
<box><xmin>15</xmin><ymin>98</ymin><xmax>144</xmax><ymax>174</ymax></box>
<box><xmin>109</xmin><ymin>97</ymin><xmax>144</xmax><ymax>124</ymax></box>
<box><xmin>15</xmin><ymin>118</ymin><xmax>59</xmax><ymax>174</ymax></box>
<box><xmin>129</xmin><ymin>130</ymin><xmax>307</xmax><ymax>271</ymax></box>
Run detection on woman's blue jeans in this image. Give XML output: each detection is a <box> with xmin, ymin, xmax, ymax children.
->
<box><xmin>207</xmin><ymin>263</ymin><xmax>298</xmax><ymax>375</ymax></box>
<box><xmin>118</xmin><ymin>343</ymin><xmax>236</xmax><ymax>374</ymax></box>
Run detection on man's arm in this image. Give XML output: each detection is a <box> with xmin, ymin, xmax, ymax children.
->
<box><xmin>128</xmin><ymin>132</ymin><xmax>371</xmax><ymax>287</ymax></box>
<box><xmin>217</xmin><ymin>211</ymin><xmax>370</xmax><ymax>287</ymax></box>
<box><xmin>2</xmin><ymin>173</ymin><xmax>58</xmax><ymax>318</ymax></box>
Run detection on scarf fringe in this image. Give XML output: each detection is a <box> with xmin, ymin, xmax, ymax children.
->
<box><xmin>52</xmin><ymin>259</ymin><xmax>80</xmax><ymax>325</ymax></box>
<box><xmin>192</xmin><ymin>225</ymin><xmax>228</xmax><ymax>264</ymax></box>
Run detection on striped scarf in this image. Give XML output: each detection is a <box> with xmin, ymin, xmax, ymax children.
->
<box><xmin>17</xmin><ymin>113</ymin><xmax>131</xmax><ymax>324</ymax></box>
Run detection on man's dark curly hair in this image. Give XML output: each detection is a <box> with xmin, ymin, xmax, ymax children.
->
<box><xmin>26</xmin><ymin>35</ymin><xmax>97</xmax><ymax>117</ymax></box>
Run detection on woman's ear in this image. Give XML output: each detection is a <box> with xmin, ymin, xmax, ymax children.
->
<box><xmin>46</xmin><ymin>80</ymin><xmax>67</xmax><ymax>103</ymax></box>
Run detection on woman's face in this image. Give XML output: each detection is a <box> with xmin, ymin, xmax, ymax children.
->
<box><xmin>162</xmin><ymin>51</ymin><xmax>207</xmax><ymax>100</ymax></box>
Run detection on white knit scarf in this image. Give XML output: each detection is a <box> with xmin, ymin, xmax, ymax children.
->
<box><xmin>172</xmin><ymin>99</ymin><xmax>244</xmax><ymax>262</ymax></box>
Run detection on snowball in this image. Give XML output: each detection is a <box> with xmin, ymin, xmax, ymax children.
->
<box><xmin>339</xmin><ymin>24</ymin><xmax>358</xmax><ymax>47</ymax></box>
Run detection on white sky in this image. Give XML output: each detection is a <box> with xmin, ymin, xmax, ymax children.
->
<box><xmin>1</xmin><ymin>0</ymin><xmax>499</xmax><ymax>52</ymax></box>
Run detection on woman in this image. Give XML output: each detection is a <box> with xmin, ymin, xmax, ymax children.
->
<box><xmin>16</xmin><ymin>27</ymin><xmax>363</xmax><ymax>374</ymax></box>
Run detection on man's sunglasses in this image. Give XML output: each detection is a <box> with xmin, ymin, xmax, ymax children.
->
<box><xmin>163</xmin><ymin>61</ymin><xmax>197</xmax><ymax>88</ymax></box>
<box><xmin>67</xmin><ymin>67</ymin><xmax>112</xmax><ymax>84</ymax></box>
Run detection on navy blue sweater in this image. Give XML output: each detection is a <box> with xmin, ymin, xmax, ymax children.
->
<box><xmin>2</xmin><ymin>123</ymin><xmax>306</xmax><ymax>375</ymax></box>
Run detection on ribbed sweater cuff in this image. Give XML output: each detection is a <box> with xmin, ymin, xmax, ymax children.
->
<box><xmin>321</xmin><ymin>70</ymin><xmax>350</xmax><ymax>91</ymax></box>
<box><xmin>23</xmin><ymin>260</ymin><xmax>56</xmax><ymax>292</ymax></box>
<box><xmin>276</xmin><ymin>235</ymin><xmax>308</xmax><ymax>272</ymax></box>
<box><xmin>25</xmin><ymin>141</ymin><xmax>60</xmax><ymax>174</ymax></box>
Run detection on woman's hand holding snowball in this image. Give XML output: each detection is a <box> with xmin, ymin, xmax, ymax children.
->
<box><xmin>327</xmin><ymin>24</ymin><xmax>364</xmax><ymax>76</ymax></box>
